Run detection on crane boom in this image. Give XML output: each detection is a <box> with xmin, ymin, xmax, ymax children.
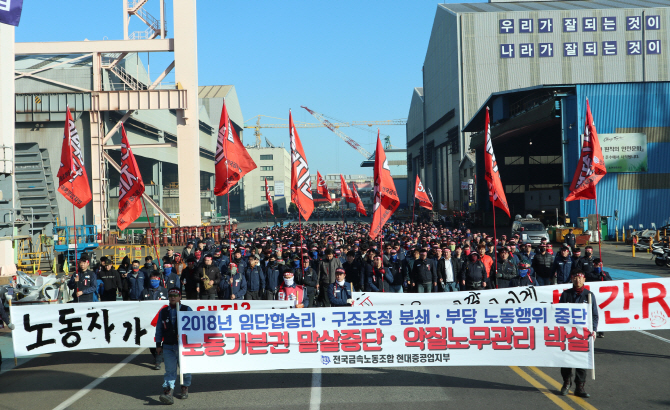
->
<box><xmin>301</xmin><ymin>106</ymin><xmax>373</xmax><ymax>159</ymax></box>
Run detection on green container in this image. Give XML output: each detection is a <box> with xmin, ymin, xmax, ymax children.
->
<box><xmin>548</xmin><ymin>227</ymin><xmax>557</xmax><ymax>243</ymax></box>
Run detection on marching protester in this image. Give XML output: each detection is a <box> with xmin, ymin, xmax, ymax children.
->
<box><xmin>411</xmin><ymin>249</ymin><xmax>436</xmax><ymax>293</ymax></box>
<box><xmin>156</xmin><ymin>288</ymin><xmax>193</xmax><ymax>404</ymax></box>
<box><xmin>127</xmin><ymin>260</ymin><xmax>147</xmax><ymax>301</ymax></box>
<box><xmin>276</xmin><ymin>270</ymin><xmax>308</xmax><ymax>308</ymax></box>
<box><xmin>244</xmin><ymin>255</ymin><xmax>265</xmax><ymax>300</ymax></box>
<box><xmin>552</xmin><ymin>246</ymin><xmax>574</xmax><ymax>284</ymax></box>
<box><xmin>328</xmin><ymin>267</ymin><xmax>353</xmax><ymax>306</ymax></box>
<box><xmin>318</xmin><ymin>249</ymin><xmax>342</xmax><ymax>307</ymax></box>
<box><xmin>181</xmin><ymin>257</ymin><xmax>200</xmax><ymax>300</ymax></box>
<box><xmin>559</xmin><ymin>270</ymin><xmax>598</xmax><ymax>399</ymax></box>
<box><xmin>143</xmin><ymin>270</ymin><xmax>169</xmax><ymax>371</ymax></box>
<box><xmin>67</xmin><ymin>256</ymin><xmax>97</xmax><ymax>303</ymax></box>
<box><xmin>0</xmin><ymin>295</ymin><xmax>15</xmax><ymax>371</ymax></box>
<box><xmin>219</xmin><ymin>262</ymin><xmax>246</xmax><ymax>300</ymax></box>
<box><xmin>532</xmin><ymin>244</ymin><xmax>553</xmax><ymax>286</ymax></box>
<box><xmin>98</xmin><ymin>257</ymin><xmax>123</xmax><ymax>301</ymax></box>
<box><xmin>495</xmin><ymin>247</ymin><xmax>517</xmax><ymax>288</ymax></box>
<box><xmin>198</xmin><ymin>255</ymin><xmax>221</xmax><ymax>300</ymax></box>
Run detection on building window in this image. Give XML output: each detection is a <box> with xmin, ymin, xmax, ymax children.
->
<box><xmin>426</xmin><ymin>142</ymin><xmax>434</xmax><ymax>164</ymax></box>
<box><xmin>529</xmin><ymin>155</ymin><xmax>561</xmax><ymax>164</ymax></box>
<box><xmin>261</xmin><ymin>196</ymin><xmax>274</xmax><ymax>201</ymax></box>
<box><xmin>505</xmin><ymin>156</ymin><xmax>524</xmax><ymax>165</ymax></box>
<box><xmin>260</xmin><ymin>154</ymin><xmax>273</xmax><ymax>160</ymax></box>
<box><xmin>407</xmin><ymin>153</ymin><xmax>412</xmax><ymax>172</ymax></box>
<box><xmin>261</xmin><ymin>176</ymin><xmax>274</xmax><ymax>181</ymax></box>
<box><xmin>260</xmin><ymin>166</ymin><xmax>274</xmax><ymax>171</ymax></box>
<box><xmin>262</xmin><ymin>186</ymin><xmax>274</xmax><ymax>192</ymax></box>
<box><xmin>505</xmin><ymin>185</ymin><xmax>525</xmax><ymax>193</ymax></box>
<box><xmin>418</xmin><ymin>147</ymin><xmax>424</xmax><ymax>168</ymax></box>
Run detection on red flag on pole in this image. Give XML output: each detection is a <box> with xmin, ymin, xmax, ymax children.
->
<box><xmin>117</xmin><ymin>124</ymin><xmax>146</xmax><ymax>230</ymax></box>
<box><xmin>414</xmin><ymin>175</ymin><xmax>433</xmax><ymax>210</ymax></box>
<box><xmin>370</xmin><ymin>132</ymin><xmax>399</xmax><ymax>239</ymax></box>
<box><xmin>214</xmin><ymin>101</ymin><xmax>257</xmax><ymax>196</ymax></box>
<box><xmin>484</xmin><ymin>107</ymin><xmax>511</xmax><ymax>218</ymax></box>
<box><xmin>316</xmin><ymin>171</ymin><xmax>333</xmax><ymax>202</ymax></box>
<box><xmin>57</xmin><ymin>106</ymin><xmax>92</xmax><ymax>208</ymax></box>
<box><xmin>265</xmin><ymin>177</ymin><xmax>274</xmax><ymax>216</ymax></box>
<box><xmin>340</xmin><ymin>174</ymin><xmax>354</xmax><ymax>204</ymax></box>
<box><xmin>566</xmin><ymin>98</ymin><xmax>607</xmax><ymax>201</ymax></box>
<box><xmin>289</xmin><ymin>110</ymin><xmax>314</xmax><ymax>221</ymax></box>
<box><xmin>351</xmin><ymin>182</ymin><xmax>367</xmax><ymax>216</ymax></box>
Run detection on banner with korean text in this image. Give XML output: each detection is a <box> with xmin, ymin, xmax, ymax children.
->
<box><xmin>11</xmin><ymin>300</ymin><xmax>292</xmax><ymax>357</ymax></box>
<box><xmin>178</xmin><ymin>303</ymin><xmax>593</xmax><ymax>373</ymax></box>
<box><xmin>351</xmin><ymin>278</ymin><xmax>670</xmax><ymax>332</ymax></box>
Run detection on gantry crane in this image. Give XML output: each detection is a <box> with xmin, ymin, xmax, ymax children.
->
<box><xmin>244</xmin><ymin>109</ymin><xmax>406</xmax><ymax>156</ymax></box>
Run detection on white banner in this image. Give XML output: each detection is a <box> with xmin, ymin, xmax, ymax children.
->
<box><xmin>351</xmin><ymin>278</ymin><xmax>670</xmax><ymax>332</ymax></box>
<box><xmin>11</xmin><ymin>299</ymin><xmax>292</xmax><ymax>357</ymax></box>
<box><xmin>178</xmin><ymin>303</ymin><xmax>593</xmax><ymax>373</ymax></box>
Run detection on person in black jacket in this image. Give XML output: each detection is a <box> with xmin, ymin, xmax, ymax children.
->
<box><xmin>98</xmin><ymin>257</ymin><xmax>123</xmax><ymax>301</ymax></box>
<box><xmin>67</xmin><ymin>257</ymin><xmax>97</xmax><ymax>303</ymax></box>
<box><xmin>459</xmin><ymin>252</ymin><xmax>489</xmax><ymax>290</ymax></box>
<box><xmin>564</xmin><ymin>228</ymin><xmax>577</xmax><ymax>249</ymax></box>
<box><xmin>532</xmin><ymin>244</ymin><xmax>553</xmax><ymax>286</ymax></box>
<box><xmin>244</xmin><ymin>255</ymin><xmax>265</xmax><ymax>300</ymax></box>
<box><xmin>411</xmin><ymin>249</ymin><xmax>436</xmax><ymax>293</ymax></box>
<box><xmin>575</xmin><ymin>246</ymin><xmax>596</xmax><ymax>279</ymax></box>
<box><xmin>437</xmin><ymin>248</ymin><xmax>460</xmax><ymax>292</ymax></box>
<box><xmin>386</xmin><ymin>249</ymin><xmax>405</xmax><ymax>293</ymax></box>
<box><xmin>328</xmin><ymin>268</ymin><xmax>353</xmax><ymax>306</ymax></box>
<box><xmin>509</xmin><ymin>260</ymin><xmax>535</xmax><ymax>287</ymax></box>
<box><xmin>496</xmin><ymin>248</ymin><xmax>517</xmax><ymax>288</ymax></box>
<box><xmin>342</xmin><ymin>251</ymin><xmax>363</xmax><ymax>292</ymax></box>
<box><xmin>156</xmin><ymin>288</ymin><xmax>193</xmax><ymax>404</ymax></box>
<box><xmin>299</xmin><ymin>253</ymin><xmax>319</xmax><ymax>308</ymax></box>
<box><xmin>118</xmin><ymin>255</ymin><xmax>131</xmax><ymax>301</ymax></box>
<box><xmin>198</xmin><ymin>255</ymin><xmax>221</xmax><ymax>300</ymax></box>
<box><xmin>368</xmin><ymin>255</ymin><xmax>394</xmax><ymax>292</ymax></box>
<box><xmin>559</xmin><ymin>270</ymin><xmax>599</xmax><ymax>399</ymax></box>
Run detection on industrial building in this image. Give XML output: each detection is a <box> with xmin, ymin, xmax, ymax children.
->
<box><xmin>243</xmin><ymin>146</ymin><xmax>292</xmax><ymax>215</ymax></box>
<box><xmin>408</xmin><ymin>0</ymin><xmax>670</xmax><ymax>233</ymax></box>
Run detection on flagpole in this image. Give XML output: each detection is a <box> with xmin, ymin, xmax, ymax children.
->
<box><xmin>227</xmin><ymin>190</ymin><xmax>232</xmax><ymax>261</ymax></box>
<box><xmin>412</xmin><ymin>198</ymin><xmax>416</xmax><ymax>225</ymax></box>
<box><xmin>492</xmin><ymin>205</ymin><xmax>498</xmax><ymax>289</ymax></box>
<box><xmin>142</xmin><ymin>198</ymin><xmax>160</xmax><ymax>265</ymax></box>
<box><xmin>595</xmin><ymin>184</ymin><xmax>602</xmax><ymax>262</ymax></box>
<box><xmin>72</xmin><ymin>203</ymin><xmax>79</xmax><ymax>296</ymax></box>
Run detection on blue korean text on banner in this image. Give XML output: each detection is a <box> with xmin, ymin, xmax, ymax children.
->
<box><xmin>0</xmin><ymin>0</ymin><xmax>24</xmax><ymax>27</ymax></box>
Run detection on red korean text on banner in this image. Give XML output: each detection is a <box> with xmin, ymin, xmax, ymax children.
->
<box><xmin>351</xmin><ymin>183</ymin><xmax>367</xmax><ymax>216</ymax></box>
<box><xmin>214</xmin><ymin>101</ymin><xmax>257</xmax><ymax>196</ymax></box>
<box><xmin>289</xmin><ymin>110</ymin><xmax>314</xmax><ymax>221</ymax></box>
<box><xmin>484</xmin><ymin>107</ymin><xmax>510</xmax><ymax>217</ymax></box>
<box><xmin>340</xmin><ymin>174</ymin><xmax>354</xmax><ymax>204</ymax></box>
<box><xmin>316</xmin><ymin>171</ymin><xmax>333</xmax><ymax>202</ymax></box>
<box><xmin>414</xmin><ymin>175</ymin><xmax>433</xmax><ymax>210</ymax></box>
<box><xmin>57</xmin><ymin>106</ymin><xmax>92</xmax><ymax>208</ymax></box>
<box><xmin>117</xmin><ymin>125</ymin><xmax>146</xmax><ymax>230</ymax></box>
<box><xmin>370</xmin><ymin>132</ymin><xmax>399</xmax><ymax>239</ymax></box>
<box><xmin>265</xmin><ymin>178</ymin><xmax>274</xmax><ymax>216</ymax></box>
<box><xmin>566</xmin><ymin>99</ymin><xmax>607</xmax><ymax>201</ymax></box>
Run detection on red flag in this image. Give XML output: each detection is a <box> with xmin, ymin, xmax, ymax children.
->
<box><xmin>351</xmin><ymin>183</ymin><xmax>367</xmax><ymax>216</ymax></box>
<box><xmin>370</xmin><ymin>132</ymin><xmax>399</xmax><ymax>239</ymax></box>
<box><xmin>316</xmin><ymin>171</ymin><xmax>333</xmax><ymax>202</ymax></box>
<box><xmin>484</xmin><ymin>107</ymin><xmax>511</xmax><ymax>218</ymax></box>
<box><xmin>57</xmin><ymin>106</ymin><xmax>92</xmax><ymax>208</ymax></box>
<box><xmin>117</xmin><ymin>124</ymin><xmax>146</xmax><ymax>230</ymax></box>
<box><xmin>214</xmin><ymin>101</ymin><xmax>257</xmax><ymax>196</ymax></box>
<box><xmin>566</xmin><ymin>98</ymin><xmax>607</xmax><ymax>201</ymax></box>
<box><xmin>265</xmin><ymin>177</ymin><xmax>274</xmax><ymax>216</ymax></box>
<box><xmin>289</xmin><ymin>110</ymin><xmax>314</xmax><ymax>221</ymax></box>
<box><xmin>414</xmin><ymin>175</ymin><xmax>433</xmax><ymax>210</ymax></box>
<box><xmin>340</xmin><ymin>174</ymin><xmax>354</xmax><ymax>204</ymax></box>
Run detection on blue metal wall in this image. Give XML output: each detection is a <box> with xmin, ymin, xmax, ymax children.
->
<box><xmin>567</xmin><ymin>83</ymin><xmax>670</xmax><ymax>231</ymax></box>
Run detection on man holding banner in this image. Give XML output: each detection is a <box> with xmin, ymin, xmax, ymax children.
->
<box><xmin>156</xmin><ymin>288</ymin><xmax>193</xmax><ymax>404</ymax></box>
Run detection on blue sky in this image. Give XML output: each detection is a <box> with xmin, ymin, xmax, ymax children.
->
<box><xmin>15</xmin><ymin>1</ymin><xmax>481</xmax><ymax>176</ymax></box>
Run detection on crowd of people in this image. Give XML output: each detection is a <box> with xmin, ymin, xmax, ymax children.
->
<box><xmin>61</xmin><ymin>220</ymin><xmax>604</xmax><ymax>403</ymax></box>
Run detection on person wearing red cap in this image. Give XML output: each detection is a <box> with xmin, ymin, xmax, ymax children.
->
<box><xmin>277</xmin><ymin>270</ymin><xmax>308</xmax><ymax>308</ymax></box>
<box><xmin>328</xmin><ymin>268</ymin><xmax>353</xmax><ymax>306</ymax></box>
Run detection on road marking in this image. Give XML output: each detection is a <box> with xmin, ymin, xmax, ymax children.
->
<box><xmin>510</xmin><ymin>366</ymin><xmax>575</xmax><ymax>410</ymax></box>
<box><xmin>310</xmin><ymin>368</ymin><xmax>322</xmax><ymax>410</ymax></box>
<box><xmin>52</xmin><ymin>348</ymin><xmax>144</xmax><ymax>410</ymax></box>
<box><xmin>528</xmin><ymin>367</ymin><xmax>598</xmax><ymax>410</ymax></box>
<box><xmin>637</xmin><ymin>330</ymin><xmax>670</xmax><ymax>344</ymax></box>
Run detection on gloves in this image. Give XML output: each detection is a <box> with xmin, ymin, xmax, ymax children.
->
<box><xmin>8</xmin><ymin>323</ymin><xmax>15</xmax><ymax>330</ymax></box>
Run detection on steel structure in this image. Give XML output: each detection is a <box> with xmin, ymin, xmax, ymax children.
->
<box><xmin>9</xmin><ymin>0</ymin><xmax>202</xmax><ymax>239</ymax></box>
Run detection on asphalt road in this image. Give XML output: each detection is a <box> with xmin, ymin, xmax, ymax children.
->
<box><xmin>1</xmin><ymin>328</ymin><xmax>669</xmax><ymax>410</ymax></box>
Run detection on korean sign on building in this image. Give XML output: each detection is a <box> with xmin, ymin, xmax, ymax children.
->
<box><xmin>599</xmin><ymin>133</ymin><xmax>648</xmax><ymax>172</ymax></box>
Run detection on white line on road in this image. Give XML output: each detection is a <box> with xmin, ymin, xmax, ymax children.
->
<box><xmin>310</xmin><ymin>368</ymin><xmax>322</xmax><ymax>410</ymax></box>
<box><xmin>52</xmin><ymin>348</ymin><xmax>145</xmax><ymax>410</ymax></box>
<box><xmin>637</xmin><ymin>330</ymin><xmax>670</xmax><ymax>344</ymax></box>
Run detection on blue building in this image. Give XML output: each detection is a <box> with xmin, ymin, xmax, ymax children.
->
<box><xmin>464</xmin><ymin>82</ymin><xmax>670</xmax><ymax>233</ymax></box>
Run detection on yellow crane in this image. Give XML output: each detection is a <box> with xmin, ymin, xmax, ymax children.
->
<box><xmin>244</xmin><ymin>111</ymin><xmax>406</xmax><ymax>153</ymax></box>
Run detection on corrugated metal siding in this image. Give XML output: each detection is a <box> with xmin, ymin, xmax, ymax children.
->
<box><xmin>617</xmin><ymin>127</ymin><xmax>670</xmax><ymax>143</ymax></box>
<box><xmin>441</xmin><ymin>0</ymin><xmax>670</xmax><ymax>14</ymax></box>
<box><xmin>571</xmin><ymin>83</ymin><xmax>670</xmax><ymax>229</ymax></box>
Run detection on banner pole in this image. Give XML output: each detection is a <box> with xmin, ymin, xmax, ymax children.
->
<box><xmin>594</xmin><ymin>184</ymin><xmax>602</xmax><ymax>263</ymax></box>
<box><xmin>492</xmin><ymin>204</ymin><xmax>498</xmax><ymax>289</ymax></box>
<box><xmin>588</xmin><ymin>293</ymin><xmax>595</xmax><ymax>380</ymax></box>
<box><xmin>227</xmin><ymin>191</ymin><xmax>232</xmax><ymax>261</ymax></box>
<box><xmin>142</xmin><ymin>198</ymin><xmax>160</xmax><ymax>267</ymax></box>
<box><xmin>412</xmin><ymin>199</ymin><xmax>415</xmax><ymax>225</ymax></box>
<box><xmin>72</xmin><ymin>203</ymin><xmax>79</xmax><ymax>297</ymax></box>
<box><xmin>8</xmin><ymin>295</ymin><xmax>16</xmax><ymax>366</ymax></box>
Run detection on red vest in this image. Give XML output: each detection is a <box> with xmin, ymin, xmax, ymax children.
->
<box><xmin>277</xmin><ymin>283</ymin><xmax>305</xmax><ymax>304</ymax></box>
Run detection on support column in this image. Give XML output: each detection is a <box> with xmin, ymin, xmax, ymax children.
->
<box><xmin>152</xmin><ymin>160</ymin><xmax>163</xmax><ymax>209</ymax></box>
<box><xmin>173</xmin><ymin>0</ymin><xmax>201</xmax><ymax>226</ymax></box>
<box><xmin>123</xmin><ymin>0</ymin><xmax>129</xmax><ymax>40</ymax></box>
<box><xmin>0</xmin><ymin>24</ymin><xmax>16</xmax><ymax>275</ymax></box>
<box><xmin>90</xmin><ymin>52</ymin><xmax>106</xmax><ymax>234</ymax></box>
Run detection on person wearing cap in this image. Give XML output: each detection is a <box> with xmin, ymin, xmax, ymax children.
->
<box><xmin>181</xmin><ymin>257</ymin><xmax>199</xmax><ymax>300</ymax></box>
<box><xmin>559</xmin><ymin>270</ymin><xmax>598</xmax><ymax>398</ymax></box>
<box><xmin>459</xmin><ymin>251</ymin><xmax>489</xmax><ymax>290</ymax></box>
<box><xmin>67</xmin><ymin>256</ymin><xmax>97</xmax><ymax>303</ymax></box>
<box><xmin>532</xmin><ymin>244</ymin><xmax>554</xmax><ymax>286</ymax></box>
<box><xmin>298</xmin><ymin>253</ymin><xmax>319</xmax><ymax>307</ymax></box>
<box><xmin>411</xmin><ymin>249</ymin><xmax>436</xmax><ymax>293</ymax></box>
<box><xmin>318</xmin><ymin>248</ymin><xmax>343</xmax><ymax>307</ymax></box>
<box><xmin>98</xmin><ymin>257</ymin><xmax>123</xmax><ymax>301</ymax></box>
<box><xmin>277</xmin><ymin>270</ymin><xmax>309</xmax><ymax>308</ymax></box>
<box><xmin>162</xmin><ymin>262</ymin><xmax>180</xmax><ymax>292</ymax></box>
<box><xmin>328</xmin><ymin>268</ymin><xmax>353</xmax><ymax>306</ymax></box>
<box><xmin>163</xmin><ymin>248</ymin><xmax>175</xmax><ymax>265</ymax></box>
<box><xmin>478</xmin><ymin>244</ymin><xmax>495</xmax><ymax>288</ymax></box>
<box><xmin>496</xmin><ymin>248</ymin><xmax>517</xmax><ymax>288</ymax></box>
<box><xmin>244</xmin><ymin>255</ymin><xmax>265</xmax><ymax>300</ymax></box>
<box><xmin>182</xmin><ymin>242</ymin><xmax>195</xmax><ymax>259</ymax></box>
<box><xmin>211</xmin><ymin>248</ymin><xmax>229</xmax><ymax>274</ymax></box>
<box><xmin>575</xmin><ymin>246</ymin><xmax>596</xmax><ymax>280</ymax></box>
<box><xmin>231</xmin><ymin>248</ymin><xmax>247</xmax><ymax>275</ymax></box>
<box><xmin>571</xmin><ymin>248</ymin><xmax>582</xmax><ymax>265</ymax></box>
<box><xmin>386</xmin><ymin>249</ymin><xmax>405</xmax><ymax>293</ymax></box>
<box><xmin>199</xmin><ymin>255</ymin><xmax>221</xmax><ymax>300</ymax></box>
<box><xmin>519</xmin><ymin>243</ymin><xmax>535</xmax><ymax>262</ymax></box>
<box><xmin>156</xmin><ymin>288</ymin><xmax>193</xmax><ymax>404</ymax></box>
<box><xmin>551</xmin><ymin>246</ymin><xmax>574</xmax><ymax>284</ymax></box>
<box><xmin>509</xmin><ymin>259</ymin><xmax>535</xmax><ymax>287</ymax></box>
<box><xmin>141</xmin><ymin>256</ymin><xmax>159</xmax><ymax>287</ymax></box>
<box><xmin>219</xmin><ymin>263</ymin><xmax>247</xmax><ymax>300</ymax></box>
<box><xmin>142</xmin><ymin>270</ymin><xmax>169</xmax><ymax>370</ymax></box>
<box><xmin>565</xmin><ymin>228</ymin><xmax>576</xmax><ymax>249</ymax></box>
<box><xmin>368</xmin><ymin>255</ymin><xmax>394</xmax><ymax>292</ymax></box>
